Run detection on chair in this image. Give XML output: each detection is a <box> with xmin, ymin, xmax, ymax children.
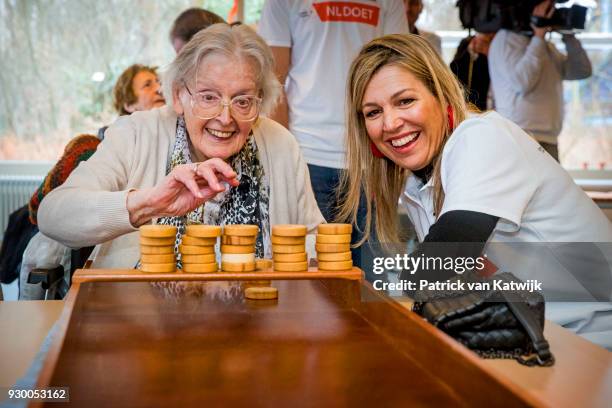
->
<box><xmin>26</xmin><ymin>246</ymin><xmax>94</xmax><ymax>300</ymax></box>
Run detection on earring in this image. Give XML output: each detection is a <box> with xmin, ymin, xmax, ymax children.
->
<box><xmin>447</xmin><ymin>105</ymin><xmax>454</xmax><ymax>131</ymax></box>
<box><xmin>370</xmin><ymin>141</ymin><xmax>385</xmax><ymax>158</ymax></box>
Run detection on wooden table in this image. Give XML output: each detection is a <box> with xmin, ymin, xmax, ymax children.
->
<box><xmin>0</xmin><ymin>300</ymin><xmax>64</xmax><ymax>388</ymax></box>
<box><xmin>393</xmin><ymin>299</ymin><xmax>612</xmax><ymax>408</ymax></box>
<box><xmin>1</xmin><ymin>268</ymin><xmax>610</xmax><ymax>407</ymax></box>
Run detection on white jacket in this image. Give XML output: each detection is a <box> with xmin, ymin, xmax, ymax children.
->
<box><xmin>488</xmin><ymin>29</ymin><xmax>592</xmax><ymax>144</ymax></box>
<box><xmin>38</xmin><ymin>106</ymin><xmax>324</xmax><ymax>268</ymax></box>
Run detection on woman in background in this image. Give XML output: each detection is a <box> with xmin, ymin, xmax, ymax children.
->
<box><xmin>20</xmin><ymin>64</ymin><xmax>165</xmax><ymax>300</ymax></box>
<box><xmin>97</xmin><ymin>64</ymin><xmax>165</xmax><ymax>140</ymax></box>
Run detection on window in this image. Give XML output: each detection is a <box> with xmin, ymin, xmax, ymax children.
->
<box><xmin>0</xmin><ymin>0</ymin><xmax>609</xmax><ymax>170</ymax></box>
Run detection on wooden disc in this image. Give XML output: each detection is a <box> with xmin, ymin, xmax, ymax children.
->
<box><xmin>141</xmin><ymin>253</ymin><xmax>176</xmax><ymax>264</ymax></box>
<box><xmin>181</xmin><ymin>253</ymin><xmax>216</xmax><ymax>264</ymax></box>
<box><xmin>317</xmin><ymin>223</ymin><xmax>352</xmax><ymax>235</ymax></box>
<box><xmin>318</xmin><ymin>260</ymin><xmax>353</xmax><ymax>271</ymax></box>
<box><xmin>140</xmin><ymin>236</ymin><xmax>176</xmax><ymax>246</ymax></box>
<box><xmin>140</xmin><ymin>263</ymin><xmax>176</xmax><ymax>273</ymax></box>
<box><xmin>272</xmin><ymin>244</ymin><xmax>305</xmax><ymax>254</ymax></box>
<box><xmin>271</xmin><ymin>235</ymin><xmax>306</xmax><ymax>245</ymax></box>
<box><xmin>141</xmin><ymin>245</ymin><xmax>174</xmax><ymax>255</ymax></box>
<box><xmin>223</xmin><ymin>224</ymin><xmax>259</xmax><ymax>237</ymax></box>
<box><xmin>179</xmin><ymin>245</ymin><xmax>215</xmax><ymax>255</ymax></box>
<box><xmin>316</xmin><ymin>234</ymin><xmax>351</xmax><ymax>244</ymax></box>
<box><xmin>221</xmin><ymin>253</ymin><xmax>256</xmax><ymax>263</ymax></box>
<box><xmin>271</xmin><ymin>224</ymin><xmax>307</xmax><ymax>237</ymax></box>
<box><xmin>221</xmin><ymin>244</ymin><xmax>256</xmax><ymax>254</ymax></box>
<box><xmin>222</xmin><ymin>261</ymin><xmax>256</xmax><ymax>272</ymax></box>
<box><xmin>317</xmin><ymin>251</ymin><xmax>352</xmax><ymax>262</ymax></box>
<box><xmin>140</xmin><ymin>225</ymin><xmax>177</xmax><ymax>238</ymax></box>
<box><xmin>273</xmin><ymin>252</ymin><xmax>307</xmax><ymax>263</ymax></box>
<box><xmin>182</xmin><ymin>262</ymin><xmax>218</xmax><ymax>273</ymax></box>
<box><xmin>222</xmin><ymin>235</ymin><xmax>256</xmax><ymax>245</ymax></box>
<box><xmin>315</xmin><ymin>243</ymin><xmax>351</xmax><ymax>253</ymax></box>
<box><xmin>255</xmin><ymin>259</ymin><xmax>273</xmax><ymax>270</ymax></box>
<box><xmin>185</xmin><ymin>225</ymin><xmax>221</xmax><ymax>238</ymax></box>
<box><xmin>245</xmin><ymin>286</ymin><xmax>278</xmax><ymax>300</ymax></box>
<box><xmin>181</xmin><ymin>235</ymin><xmax>217</xmax><ymax>246</ymax></box>
<box><xmin>273</xmin><ymin>261</ymin><xmax>308</xmax><ymax>272</ymax></box>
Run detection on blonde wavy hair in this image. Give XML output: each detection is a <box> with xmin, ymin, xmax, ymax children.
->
<box><xmin>338</xmin><ymin>34</ymin><xmax>468</xmax><ymax>246</ymax></box>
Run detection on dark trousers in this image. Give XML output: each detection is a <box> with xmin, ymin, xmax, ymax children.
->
<box><xmin>307</xmin><ymin>164</ymin><xmax>380</xmax><ymax>281</ymax></box>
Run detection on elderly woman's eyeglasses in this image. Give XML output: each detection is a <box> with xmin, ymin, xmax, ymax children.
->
<box><xmin>183</xmin><ymin>82</ymin><xmax>262</xmax><ymax>122</ymax></box>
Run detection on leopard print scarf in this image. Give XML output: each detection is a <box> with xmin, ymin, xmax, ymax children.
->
<box><xmin>154</xmin><ymin>116</ymin><xmax>270</xmax><ymax>268</ymax></box>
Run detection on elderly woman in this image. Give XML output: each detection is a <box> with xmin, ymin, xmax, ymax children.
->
<box><xmin>113</xmin><ymin>64</ymin><xmax>165</xmax><ymax>115</ymax></box>
<box><xmin>18</xmin><ymin>63</ymin><xmax>167</xmax><ymax>300</ymax></box>
<box><xmin>38</xmin><ymin>24</ymin><xmax>323</xmax><ymax>268</ymax></box>
<box><xmin>97</xmin><ymin>64</ymin><xmax>166</xmax><ymax>139</ymax></box>
<box><xmin>338</xmin><ymin>34</ymin><xmax>612</xmax><ymax>349</ymax></box>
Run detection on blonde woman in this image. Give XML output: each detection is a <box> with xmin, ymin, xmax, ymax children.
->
<box><xmin>339</xmin><ymin>34</ymin><xmax>612</xmax><ymax>349</ymax></box>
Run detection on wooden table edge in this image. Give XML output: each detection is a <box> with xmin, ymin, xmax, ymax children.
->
<box><xmin>30</xmin><ymin>282</ymin><xmax>81</xmax><ymax>408</ymax></box>
<box><xmin>358</xmin><ymin>281</ymin><xmax>549</xmax><ymax>408</ymax></box>
<box><xmin>33</xmin><ymin>276</ymin><xmax>550</xmax><ymax>408</ymax></box>
<box><xmin>72</xmin><ymin>267</ymin><xmax>364</xmax><ymax>283</ymax></box>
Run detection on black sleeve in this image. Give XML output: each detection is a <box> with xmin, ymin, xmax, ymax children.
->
<box><xmin>400</xmin><ymin>210</ymin><xmax>499</xmax><ymax>283</ymax></box>
<box><xmin>423</xmin><ymin>210</ymin><xmax>499</xmax><ymax>243</ymax></box>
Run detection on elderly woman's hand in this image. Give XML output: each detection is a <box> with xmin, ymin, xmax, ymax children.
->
<box><xmin>126</xmin><ymin>158</ymin><xmax>239</xmax><ymax>227</ymax></box>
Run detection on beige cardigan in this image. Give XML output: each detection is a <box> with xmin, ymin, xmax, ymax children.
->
<box><xmin>38</xmin><ymin>106</ymin><xmax>325</xmax><ymax>268</ymax></box>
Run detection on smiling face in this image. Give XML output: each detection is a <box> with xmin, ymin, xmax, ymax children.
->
<box><xmin>173</xmin><ymin>53</ymin><xmax>259</xmax><ymax>162</ymax></box>
<box><xmin>125</xmin><ymin>70</ymin><xmax>165</xmax><ymax>113</ymax></box>
<box><xmin>361</xmin><ymin>64</ymin><xmax>445</xmax><ymax>171</ymax></box>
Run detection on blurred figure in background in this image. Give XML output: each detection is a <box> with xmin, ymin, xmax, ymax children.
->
<box><xmin>98</xmin><ymin>64</ymin><xmax>165</xmax><ymax>140</ymax></box>
<box><xmin>488</xmin><ymin>0</ymin><xmax>591</xmax><ymax>161</ymax></box>
<box><xmin>20</xmin><ymin>64</ymin><xmax>165</xmax><ymax>300</ymax></box>
<box><xmin>113</xmin><ymin>64</ymin><xmax>165</xmax><ymax>115</ymax></box>
<box><xmin>450</xmin><ymin>31</ymin><xmax>495</xmax><ymax>111</ymax></box>
<box><xmin>404</xmin><ymin>0</ymin><xmax>441</xmax><ymax>55</ymax></box>
<box><xmin>169</xmin><ymin>7</ymin><xmax>225</xmax><ymax>53</ymax></box>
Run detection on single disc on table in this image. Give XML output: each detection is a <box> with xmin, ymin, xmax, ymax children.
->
<box><xmin>245</xmin><ymin>286</ymin><xmax>278</xmax><ymax>300</ymax></box>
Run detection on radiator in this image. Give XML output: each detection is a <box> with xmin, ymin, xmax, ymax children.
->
<box><xmin>0</xmin><ymin>175</ymin><xmax>43</xmax><ymax>240</ymax></box>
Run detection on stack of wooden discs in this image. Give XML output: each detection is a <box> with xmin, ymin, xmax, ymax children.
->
<box><xmin>316</xmin><ymin>223</ymin><xmax>353</xmax><ymax>271</ymax></box>
<box><xmin>179</xmin><ymin>225</ymin><xmax>221</xmax><ymax>273</ymax></box>
<box><xmin>272</xmin><ymin>224</ymin><xmax>308</xmax><ymax>272</ymax></box>
<box><xmin>221</xmin><ymin>224</ymin><xmax>258</xmax><ymax>272</ymax></box>
<box><xmin>139</xmin><ymin>225</ymin><xmax>177</xmax><ymax>273</ymax></box>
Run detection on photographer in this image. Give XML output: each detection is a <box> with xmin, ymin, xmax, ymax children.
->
<box><xmin>488</xmin><ymin>0</ymin><xmax>591</xmax><ymax>161</ymax></box>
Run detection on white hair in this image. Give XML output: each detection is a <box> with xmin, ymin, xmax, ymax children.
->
<box><xmin>163</xmin><ymin>23</ymin><xmax>281</xmax><ymax>115</ymax></box>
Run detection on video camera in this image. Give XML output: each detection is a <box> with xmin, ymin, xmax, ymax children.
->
<box><xmin>457</xmin><ymin>0</ymin><xmax>589</xmax><ymax>33</ymax></box>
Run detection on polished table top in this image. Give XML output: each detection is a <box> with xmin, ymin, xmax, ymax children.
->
<box><xmin>1</xmin><ymin>284</ymin><xmax>611</xmax><ymax>407</ymax></box>
<box><xmin>0</xmin><ymin>300</ymin><xmax>64</xmax><ymax>388</ymax></box>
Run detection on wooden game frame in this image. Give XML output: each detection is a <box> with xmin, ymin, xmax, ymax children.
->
<box><xmin>32</xmin><ymin>268</ymin><xmax>546</xmax><ymax>407</ymax></box>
